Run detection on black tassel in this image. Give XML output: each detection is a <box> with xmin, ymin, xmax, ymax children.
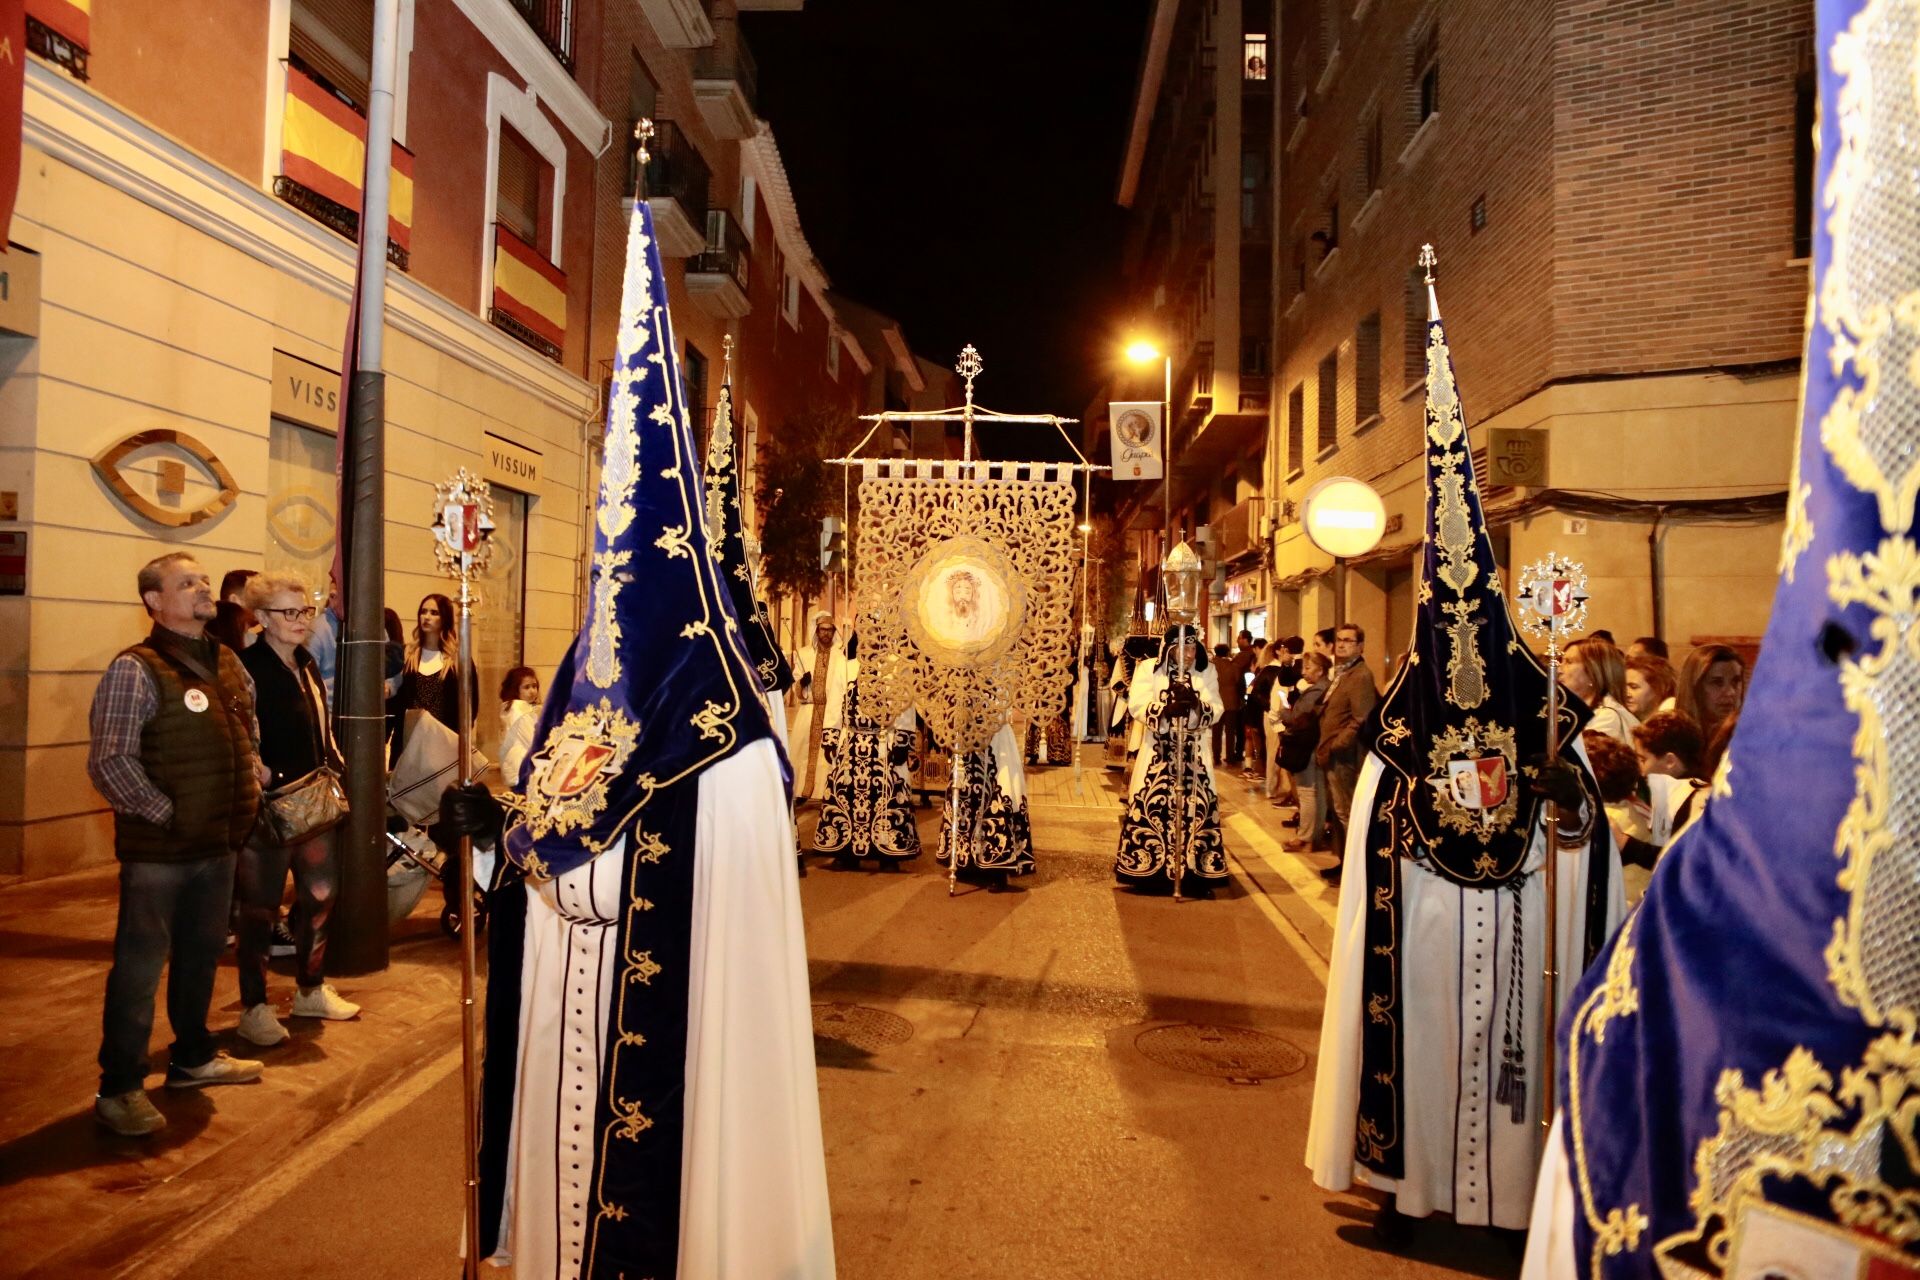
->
<box><xmin>1497</xmin><ymin>1038</ymin><xmax>1527</xmax><ymax>1124</ymax></box>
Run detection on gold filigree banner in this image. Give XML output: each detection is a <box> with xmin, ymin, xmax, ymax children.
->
<box><xmin>854</xmin><ymin>469</ymin><xmax>1075</xmax><ymax>755</ymax></box>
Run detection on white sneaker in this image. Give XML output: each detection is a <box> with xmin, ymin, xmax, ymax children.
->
<box><xmin>237</xmin><ymin>1002</ymin><xmax>290</xmax><ymax>1047</ymax></box>
<box><xmin>166</xmin><ymin>1050</ymin><xmax>264</xmax><ymax>1089</ymax></box>
<box><xmin>292</xmin><ymin>984</ymin><xmax>361</xmax><ymax>1021</ymax></box>
<box><xmin>95</xmin><ymin>1089</ymin><xmax>168</xmax><ymax>1136</ymax></box>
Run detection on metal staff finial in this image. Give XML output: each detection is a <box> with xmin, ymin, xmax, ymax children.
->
<box><xmin>428</xmin><ymin>467</ymin><xmax>495</xmax><ymax>1279</ymax></box>
<box><xmin>956</xmin><ymin>344</ymin><xmax>983</xmax><ymax>464</ymax></box>
<box><xmin>1515</xmin><ymin>550</ymin><xmax>1590</xmax><ymax>1133</ymax></box>
<box><xmin>1419</xmin><ymin>243</ymin><xmax>1437</xmax><ymax>284</ymax></box>
<box><xmin>721</xmin><ymin>331</ymin><xmax>734</xmax><ymax>377</ymax></box>
<box><xmin>632</xmin><ymin>118</ymin><xmax>655</xmax><ymax>201</ymax></box>
<box><xmin>956</xmin><ymin>344</ymin><xmax>982</xmax><ymax>394</ymax></box>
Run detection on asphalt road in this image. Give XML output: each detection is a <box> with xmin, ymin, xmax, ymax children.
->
<box><xmin>119</xmin><ymin>764</ymin><xmax>1519</xmax><ymax>1280</ymax></box>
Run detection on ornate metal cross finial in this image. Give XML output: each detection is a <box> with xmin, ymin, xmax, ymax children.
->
<box><xmin>956</xmin><ymin>344</ymin><xmax>983</xmax><ymax>394</ymax></box>
<box><xmin>721</xmin><ymin>332</ymin><xmax>734</xmax><ymax>378</ymax></box>
<box><xmin>1419</xmin><ymin>243</ymin><xmax>1437</xmax><ymax>284</ymax></box>
<box><xmin>633</xmin><ymin>118</ymin><xmax>655</xmax><ymax>166</ymax></box>
<box><xmin>1517</xmin><ymin>553</ymin><xmax>1590</xmax><ymax>657</ymax></box>
<box><xmin>432</xmin><ymin>469</ymin><xmax>496</xmax><ymax>579</ymax></box>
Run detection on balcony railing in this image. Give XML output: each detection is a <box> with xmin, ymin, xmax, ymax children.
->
<box><xmin>509</xmin><ymin>0</ymin><xmax>574</xmax><ymax>70</ymax></box>
<box><xmin>694</xmin><ymin>17</ymin><xmax>759</xmax><ymax>115</ymax></box>
<box><xmin>693</xmin><ymin>210</ymin><xmax>751</xmax><ymax>293</ymax></box>
<box><xmin>632</xmin><ymin>119</ymin><xmax>711</xmax><ymax>220</ymax></box>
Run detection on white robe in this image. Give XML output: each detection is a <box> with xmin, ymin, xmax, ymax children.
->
<box><xmin>1305</xmin><ymin>749</ymin><xmax>1625</xmax><ymax>1228</ymax></box>
<box><xmin>786</xmin><ymin>642</ymin><xmax>848</xmax><ymax>801</ymax></box>
<box><xmin>489</xmin><ymin>738</ymin><xmax>834</xmax><ymax>1278</ymax></box>
<box><xmin>1126</xmin><ymin>662</ymin><xmax>1223</xmax><ymax>797</ymax></box>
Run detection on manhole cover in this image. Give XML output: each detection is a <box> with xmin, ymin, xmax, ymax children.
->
<box><xmin>812</xmin><ymin>1003</ymin><xmax>914</xmax><ymax>1054</ymax></box>
<box><xmin>1133</xmin><ymin>1023</ymin><xmax>1306</xmax><ymax>1081</ymax></box>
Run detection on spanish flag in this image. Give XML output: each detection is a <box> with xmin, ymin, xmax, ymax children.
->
<box><xmin>280</xmin><ymin>64</ymin><xmax>415</xmax><ymax>251</ymax></box>
<box><xmin>26</xmin><ymin>0</ymin><xmax>86</xmax><ymax>48</ymax></box>
<box><xmin>493</xmin><ymin>224</ymin><xmax>566</xmax><ymax>351</ymax></box>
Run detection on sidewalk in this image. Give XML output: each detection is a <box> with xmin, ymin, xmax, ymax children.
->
<box><xmin>0</xmin><ymin>862</ymin><xmax>468</xmax><ymax>1278</ymax></box>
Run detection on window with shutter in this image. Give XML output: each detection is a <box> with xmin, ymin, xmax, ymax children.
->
<box><xmin>497</xmin><ymin>128</ymin><xmax>543</xmax><ymax>250</ymax></box>
<box><xmin>290</xmin><ymin>0</ymin><xmax>373</xmax><ymax>110</ymax></box>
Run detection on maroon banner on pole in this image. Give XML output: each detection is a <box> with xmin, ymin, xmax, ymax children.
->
<box><xmin>0</xmin><ymin>0</ymin><xmax>26</xmax><ymax>252</ymax></box>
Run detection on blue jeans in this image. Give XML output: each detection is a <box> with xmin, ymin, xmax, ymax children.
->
<box><xmin>98</xmin><ymin>853</ymin><xmax>236</xmax><ymax>1095</ymax></box>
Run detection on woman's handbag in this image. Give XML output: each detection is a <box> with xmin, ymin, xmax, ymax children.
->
<box><xmin>263</xmin><ymin>765</ymin><xmax>350</xmax><ymax>845</ymax></box>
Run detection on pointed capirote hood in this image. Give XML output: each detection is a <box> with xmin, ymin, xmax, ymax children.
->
<box><xmin>1555</xmin><ymin>2</ymin><xmax>1920</xmax><ymax>1271</ymax></box>
<box><xmin>1366</xmin><ymin>252</ymin><xmax>1588</xmax><ymax>887</ymax></box>
<box><xmin>503</xmin><ymin>197</ymin><xmax>775</xmax><ymax>879</ymax></box>
<box><xmin>704</xmin><ymin>339</ymin><xmax>794</xmax><ymax>695</ymax></box>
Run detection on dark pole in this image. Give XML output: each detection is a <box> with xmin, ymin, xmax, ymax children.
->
<box><xmin>332</xmin><ymin>0</ymin><xmax>401</xmax><ymax>974</ymax></box>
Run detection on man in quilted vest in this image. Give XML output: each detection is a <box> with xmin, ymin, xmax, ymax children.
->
<box><xmin>86</xmin><ymin>552</ymin><xmax>271</xmax><ymax>1137</ymax></box>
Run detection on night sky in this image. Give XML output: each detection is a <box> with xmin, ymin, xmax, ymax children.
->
<box><xmin>743</xmin><ymin>1</ymin><xmax>1155</xmax><ymax>443</ymax></box>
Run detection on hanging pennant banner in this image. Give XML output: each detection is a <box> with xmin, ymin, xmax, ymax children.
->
<box><xmin>1108</xmin><ymin>401</ymin><xmax>1164</xmax><ymax>481</ymax></box>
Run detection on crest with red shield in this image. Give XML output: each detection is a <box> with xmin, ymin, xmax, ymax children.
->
<box><xmin>1446</xmin><ymin>754</ymin><xmax>1510</xmax><ymax>811</ymax></box>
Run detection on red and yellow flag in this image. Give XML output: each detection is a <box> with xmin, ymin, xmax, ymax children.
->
<box><xmin>493</xmin><ymin>224</ymin><xmax>566</xmax><ymax>350</ymax></box>
<box><xmin>281</xmin><ymin>65</ymin><xmax>415</xmax><ymax>250</ymax></box>
<box><xmin>25</xmin><ymin>0</ymin><xmax>85</xmax><ymax>48</ymax></box>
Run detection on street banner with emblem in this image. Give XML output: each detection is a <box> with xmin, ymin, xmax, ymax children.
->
<box><xmin>1537</xmin><ymin>4</ymin><xmax>1920</xmax><ymax>1273</ymax></box>
<box><xmin>1108</xmin><ymin>401</ymin><xmax>1163</xmax><ymax>480</ymax></box>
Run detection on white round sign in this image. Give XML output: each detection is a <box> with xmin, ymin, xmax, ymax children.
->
<box><xmin>1300</xmin><ymin>476</ymin><xmax>1387</xmax><ymax>559</ymax></box>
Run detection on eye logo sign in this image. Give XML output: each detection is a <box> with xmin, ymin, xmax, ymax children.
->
<box><xmin>92</xmin><ymin>430</ymin><xmax>241</xmax><ymax>529</ymax></box>
<box><xmin>268</xmin><ymin>487</ymin><xmax>338</xmax><ymax>559</ymax></box>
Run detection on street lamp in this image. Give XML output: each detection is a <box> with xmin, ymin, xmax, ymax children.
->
<box><xmin>1125</xmin><ymin>338</ymin><xmax>1175</xmax><ymax>621</ymax></box>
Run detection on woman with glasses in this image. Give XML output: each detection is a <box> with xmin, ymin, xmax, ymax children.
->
<box><xmin>235</xmin><ymin>573</ymin><xmax>360</xmax><ymax>1046</ymax></box>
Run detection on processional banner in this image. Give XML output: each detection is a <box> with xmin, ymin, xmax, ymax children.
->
<box><xmin>853</xmin><ymin>461</ymin><xmax>1075</xmax><ymax>755</ymax></box>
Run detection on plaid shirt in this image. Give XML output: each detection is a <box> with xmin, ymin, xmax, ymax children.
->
<box><xmin>87</xmin><ymin>641</ymin><xmax>260</xmax><ymax>826</ymax></box>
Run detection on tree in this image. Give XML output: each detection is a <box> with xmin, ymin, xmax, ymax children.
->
<box><xmin>755</xmin><ymin>403</ymin><xmax>855</xmax><ymax>642</ymax></box>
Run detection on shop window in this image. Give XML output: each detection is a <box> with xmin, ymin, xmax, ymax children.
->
<box><xmin>267</xmin><ymin>419</ymin><xmax>339</xmax><ymax>588</ymax></box>
<box><xmin>473</xmin><ymin>487</ymin><xmax>527</xmax><ymax>766</ymax></box>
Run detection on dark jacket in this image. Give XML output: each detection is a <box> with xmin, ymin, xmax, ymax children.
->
<box><xmin>1315</xmin><ymin>657</ymin><xmax>1379</xmax><ymax>768</ymax></box>
<box><xmin>117</xmin><ymin>629</ymin><xmax>262</xmax><ymax>861</ymax></box>
<box><xmin>1247</xmin><ymin>662</ymin><xmax>1285</xmax><ymax>717</ymax></box>
<box><xmin>240</xmin><ymin>641</ymin><xmax>342</xmax><ymax>789</ymax></box>
<box><xmin>1279</xmin><ymin>679</ymin><xmax>1329</xmax><ymax>772</ymax></box>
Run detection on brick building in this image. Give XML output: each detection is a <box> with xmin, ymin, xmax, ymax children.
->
<box><xmin>1102</xmin><ymin>0</ymin><xmax>1278</xmax><ymax>645</ymax></box>
<box><xmin>1103</xmin><ymin>0</ymin><xmax>1807</xmax><ymax>667</ymax></box>
<box><xmin>0</xmin><ymin>0</ymin><xmax>907</xmax><ymax>879</ymax></box>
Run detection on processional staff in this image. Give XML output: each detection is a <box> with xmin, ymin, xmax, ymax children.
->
<box><xmin>430</xmin><ymin>468</ymin><xmax>495</xmax><ymax>1278</ymax></box>
<box><xmin>1516</xmin><ymin>552</ymin><xmax>1589</xmax><ymax>1134</ymax></box>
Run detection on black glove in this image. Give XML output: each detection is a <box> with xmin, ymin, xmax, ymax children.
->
<box><xmin>1527</xmin><ymin>755</ymin><xmax>1585</xmax><ymax>811</ymax></box>
<box><xmin>1165</xmin><ymin>682</ymin><xmax>1200</xmax><ymax>718</ymax></box>
<box><xmin>438</xmin><ymin>782</ymin><xmax>504</xmax><ymax>843</ymax></box>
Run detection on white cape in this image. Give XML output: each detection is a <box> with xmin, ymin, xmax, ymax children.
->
<box><xmin>489</xmin><ymin>737</ymin><xmax>834</xmax><ymax>1278</ymax></box>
